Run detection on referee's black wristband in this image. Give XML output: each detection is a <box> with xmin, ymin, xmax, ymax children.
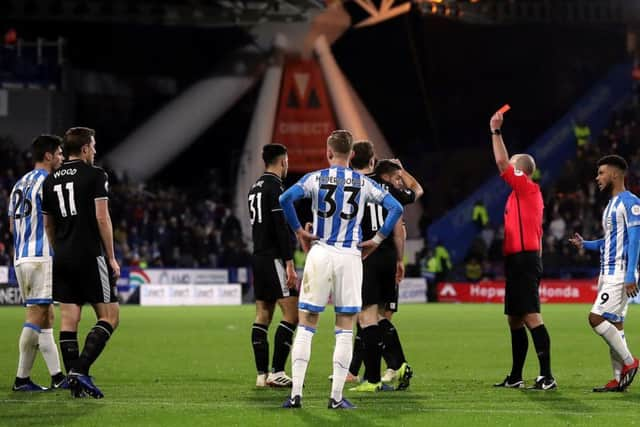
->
<box><xmin>491</xmin><ymin>129</ymin><xmax>502</xmax><ymax>136</ymax></box>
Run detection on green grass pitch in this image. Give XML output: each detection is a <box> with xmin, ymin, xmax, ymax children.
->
<box><xmin>2</xmin><ymin>303</ymin><xmax>640</xmax><ymax>426</ymax></box>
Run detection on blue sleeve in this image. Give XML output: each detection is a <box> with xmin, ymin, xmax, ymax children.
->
<box><xmin>583</xmin><ymin>239</ymin><xmax>604</xmax><ymax>252</ymax></box>
<box><xmin>625</xmin><ymin>226</ymin><xmax>640</xmax><ymax>284</ymax></box>
<box><xmin>378</xmin><ymin>194</ymin><xmax>403</xmax><ymax>238</ymax></box>
<box><xmin>279</xmin><ymin>185</ymin><xmax>305</xmax><ymax>232</ymax></box>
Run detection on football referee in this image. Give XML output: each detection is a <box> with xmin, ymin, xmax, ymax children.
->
<box><xmin>489</xmin><ymin>110</ymin><xmax>556</xmax><ymax>391</ymax></box>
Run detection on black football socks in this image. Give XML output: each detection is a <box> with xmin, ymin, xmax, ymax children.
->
<box><xmin>272</xmin><ymin>321</ymin><xmax>296</xmax><ymax>373</ymax></box>
<box><xmin>59</xmin><ymin>331</ymin><xmax>79</xmax><ymax>374</ymax></box>
<box><xmin>76</xmin><ymin>321</ymin><xmax>114</xmax><ymax>375</ymax></box>
<box><xmin>252</xmin><ymin>323</ymin><xmax>269</xmax><ymax>374</ymax></box>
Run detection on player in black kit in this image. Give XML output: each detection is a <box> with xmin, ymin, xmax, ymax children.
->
<box><xmin>42</xmin><ymin>127</ymin><xmax>120</xmax><ymax>399</ymax></box>
<box><xmin>248</xmin><ymin>144</ymin><xmax>298</xmax><ymax>388</ymax></box>
<box><xmin>348</xmin><ymin>141</ymin><xmax>423</xmax><ymax>391</ymax></box>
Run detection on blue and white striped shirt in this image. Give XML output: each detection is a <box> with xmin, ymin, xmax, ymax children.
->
<box><xmin>600</xmin><ymin>190</ymin><xmax>640</xmax><ymax>282</ymax></box>
<box><xmin>280</xmin><ymin>166</ymin><xmax>403</xmax><ymax>255</ymax></box>
<box><xmin>8</xmin><ymin>169</ymin><xmax>51</xmax><ymax>263</ymax></box>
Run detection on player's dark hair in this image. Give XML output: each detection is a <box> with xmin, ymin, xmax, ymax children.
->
<box><xmin>32</xmin><ymin>134</ymin><xmax>62</xmax><ymax>162</ymax></box>
<box><xmin>64</xmin><ymin>127</ymin><xmax>95</xmax><ymax>156</ymax></box>
<box><xmin>327</xmin><ymin>129</ymin><xmax>353</xmax><ymax>155</ymax></box>
<box><xmin>597</xmin><ymin>154</ymin><xmax>628</xmax><ymax>173</ymax></box>
<box><xmin>374</xmin><ymin>159</ymin><xmax>401</xmax><ymax>176</ymax></box>
<box><xmin>351</xmin><ymin>140</ymin><xmax>374</xmax><ymax>169</ymax></box>
<box><xmin>262</xmin><ymin>143</ymin><xmax>287</xmax><ymax>166</ymax></box>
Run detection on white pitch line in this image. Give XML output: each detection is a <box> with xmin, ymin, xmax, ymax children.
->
<box><xmin>0</xmin><ymin>400</ymin><xmax>636</xmax><ymax>417</ymax></box>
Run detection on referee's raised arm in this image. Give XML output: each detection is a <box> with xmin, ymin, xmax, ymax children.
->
<box><xmin>490</xmin><ymin>111</ymin><xmax>509</xmax><ymax>173</ymax></box>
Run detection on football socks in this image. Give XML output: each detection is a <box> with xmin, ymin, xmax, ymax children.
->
<box><xmin>272</xmin><ymin>321</ymin><xmax>296</xmax><ymax>373</ymax></box>
<box><xmin>76</xmin><ymin>320</ymin><xmax>114</xmax><ymax>375</ymax></box>
<box><xmin>59</xmin><ymin>331</ymin><xmax>79</xmax><ymax>374</ymax></box>
<box><xmin>251</xmin><ymin>323</ymin><xmax>269</xmax><ymax>374</ymax></box>
<box><xmin>16</xmin><ymin>323</ymin><xmax>40</xmax><ymax>379</ymax></box>
<box><xmin>291</xmin><ymin>326</ymin><xmax>315</xmax><ymax>398</ymax></box>
<box><xmin>331</xmin><ymin>329</ymin><xmax>353</xmax><ymax>403</ymax></box>
<box><xmin>509</xmin><ymin>326</ymin><xmax>528</xmax><ymax>381</ymax></box>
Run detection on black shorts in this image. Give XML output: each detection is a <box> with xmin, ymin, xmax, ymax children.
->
<box><xmin>53</xmin><ymin>255</ymin><xmax>118</xmax><ymax>305</ymax></box>
<box><xmin>504</xmin><ymin>251</ymin><xmax>542</xmax><ymax>316</ymax></box>
<box><xmin>252</xmin><ymin>255</ymin><xmax>298</xmax><ymax>303</ymax></box>
<box><xmin>362</xmin><ymin>247</ymin><xmax>397</xmax><ymax>308</ymax></box>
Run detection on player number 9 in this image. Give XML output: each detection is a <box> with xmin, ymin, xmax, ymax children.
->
<box><xmin>600</xmin><ymin>293</ymin><xmax>609</xmax><ymax>304</ymax></box>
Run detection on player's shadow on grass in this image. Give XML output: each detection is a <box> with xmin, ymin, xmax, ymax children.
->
<box><xmin>2</xmin><ymin>391</ymin><xmax>99</xmax><ymax>426</ymax></box>
<box><xmin>522</xmin><ymin>388</ymin><xmax>595</xmax><ymax>418</ymax></box>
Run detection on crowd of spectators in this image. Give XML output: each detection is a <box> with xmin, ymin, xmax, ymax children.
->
<box><xmin>0</xmin><ymin>137</ymin><xmax>250</xmax><ymax>269</ymax></box>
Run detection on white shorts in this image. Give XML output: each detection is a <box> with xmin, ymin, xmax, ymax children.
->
<box><xmin>590</xmin><ymin>276</ymin><xmax>628</xmax><ymax>323</ymax></box>
<box><xmin>15</xmin><ymin>259</ymin><xmax>53</xmax><ymax>306</ymax></box>
<box><xmin>298</xmin><ymin>243</ymin><xmax>362</xmax><ymax>314</ymax></box>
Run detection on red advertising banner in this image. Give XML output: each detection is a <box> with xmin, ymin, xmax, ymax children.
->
<box><xmin>272</xmin><ymin>57</ymin><xmax>337</xmax><ymax>173</ymax></box>
<box><xmin>437</xmin><ymin>279</ymin><xmax>599</xmax><ymax>304</ymax></box>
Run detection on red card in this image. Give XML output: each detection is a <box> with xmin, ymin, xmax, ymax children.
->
<box><xmin>498</xmin><ymin>104</ymin><xmax>511</xmax><ymax>114</ymax></box>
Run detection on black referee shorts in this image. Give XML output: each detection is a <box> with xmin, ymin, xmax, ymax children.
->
<box><xmin>504</xmin><ymin>251</ymin><xmax>542</xmax><ymax>316</ymax></box>
<box><xmin>53</xmin><ymin>255</ymin><xmax>118</xmax><ymax>305</ymax></box>
<box><xmin>252</xmin><ymin>255</ymin><xmax>298</xmax><ymax>303</ymax></box>
<box><xmin>362</xmin><ymin>246</ymin><xmax>397</xmax><ymax>309</ymax></box>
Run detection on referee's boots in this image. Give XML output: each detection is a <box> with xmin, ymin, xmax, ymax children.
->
<box><xmin>493</xmin><ymin>375</ymin><xmax>524</xmax><ymax>389</ymax></box>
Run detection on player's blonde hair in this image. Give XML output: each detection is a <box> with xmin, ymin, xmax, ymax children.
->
<box><xmin>327</xmin><ymin>130</ymin><xmax>353</xmax><ymax>157</ymax></box>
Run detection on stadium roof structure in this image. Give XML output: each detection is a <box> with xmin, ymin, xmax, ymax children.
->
<box><xmin>3</xmin><ymin>1</ymin><xmax>639</xmax><ymax>27</ymax></box>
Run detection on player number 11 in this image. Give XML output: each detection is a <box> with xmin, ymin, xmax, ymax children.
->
<box><xmin>53</xmin><ymin>182</ymin><xmax>78</xmax><ymax>218</ymax></box>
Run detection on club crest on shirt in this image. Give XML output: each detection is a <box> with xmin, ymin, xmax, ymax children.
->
<box><xmin>514</xmin><ymin>169</ymin><xmax>524</xmax><ymax>176</ymax></box>
<box><xmin>632</xmin><ymin>205</ymin><xmax>640</xmax><ymax>216</ymax></box>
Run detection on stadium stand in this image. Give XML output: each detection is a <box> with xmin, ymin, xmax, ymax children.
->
<box><xmin>0</xmin><ymin>136</ymin><xmax>249</xmax><ymax>269</ymax></box>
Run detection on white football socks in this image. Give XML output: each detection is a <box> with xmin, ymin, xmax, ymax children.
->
<box><xmin>17</xmin><ymin>324</ymin><xmax>40</xmax><ymax>378</ymax></box>
<box><xmin>291</xmin><ymin>326</ymin><xmax>315</xmax><ymax>398</ymax></box>
<box><xmin>330</xmin><ymin>329</ymin><xmax>353</xmax><ymax>402</ymax></box>
<box><xmin>610</xmin><ymin>329</ymin><xmax>628</xmax><ymax>380</ymax></box>
<box><xmin>594</xmin><ymin>321</ymin><xmax>633</xmax><ymax>366</ymax></box>
<box><xmin>39</xmin><ymin>328</ymin><xmax>62</xmax><ymax>376</ymax></box>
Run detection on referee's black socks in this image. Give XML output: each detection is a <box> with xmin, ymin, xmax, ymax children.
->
<box><xmin>59</xmin><ymin>331</ymin><xmax>79</xmax><ymax>374</ymax></box>
<box><xmin>272</xmin><ymin>321</ymin><xmax>296</xmax><ymax>373</ymax></box>
<box><xmin>509</xmin><ymin>326</ymin><xmax>528</xmax><ymax>381</ymax></box>
<box><xmin>76</xmin><ymin>320</ymin><xmax>114</xmax><ymax>375</ymax></box>
<box><xmin>530</xmin><ymin>324</ymin><xmax>552</xmax><ymax>378</ymax></box>
<box><xmin>379</xmin><ymin>318</ymin><xmax>406</xmax><ymax>370</ymax></box>
<box><xmin>251</xmin><ymin>323</ymin><xmax>269</xmax><ymax>374</ymax></box>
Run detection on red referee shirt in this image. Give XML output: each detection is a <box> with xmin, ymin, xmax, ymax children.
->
<box><xmin>500</xmin><ymin>164</ymin><xmax>543</xmax><ymax>256</ymax></box>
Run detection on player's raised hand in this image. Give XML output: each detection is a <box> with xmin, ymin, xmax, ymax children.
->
<box><xmin>490</xmin><ymin>112</ymin><xmax>503</xmax><ymax>131</ymax></box>
<box><xmin>568</xmin><ymin>232</ymin><xmax>584</xmax><ymax>249</ymax></box>
<box><xmin>625</xmin><ymin>282</ymin><xmax>639</xmax><ymax>298</ymax></box>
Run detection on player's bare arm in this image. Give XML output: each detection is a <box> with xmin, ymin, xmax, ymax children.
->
<box><xmin>393</xmin><ymin>217</ymin><xmax>406</xmax><ymax>284</ymax></box>
<box><xmin>43</xmin><ymin>214</ymin><xmax>55</xmax><ymax>247</ymax></box>
<box><xmin>95</xmin><ymin>199</ymin><xmax>120</xmax><ymax>279</ymax></box>
<box><xmin>490</xmin><ymin>111</ymin><xmax>509</xmax><ymax>173</ymax></box>
<box><xmin>285</xmin><ymin>260</ymin><xmax>297</xmax><ymax>289</ymax></box>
